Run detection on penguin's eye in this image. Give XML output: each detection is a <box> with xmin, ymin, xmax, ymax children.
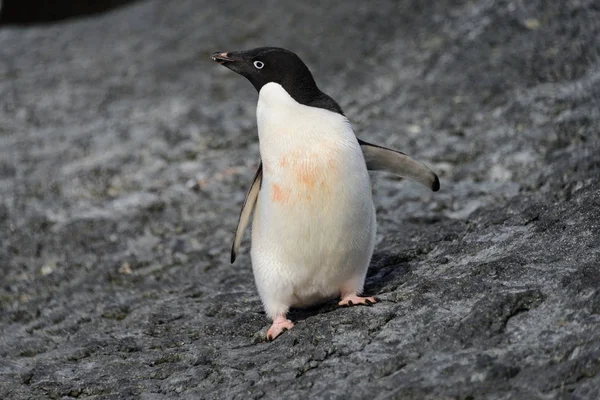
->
<box><xmin>253</xmin><ymin>61</ymin><xmax>265</xmax><ymax>70</ymax></box>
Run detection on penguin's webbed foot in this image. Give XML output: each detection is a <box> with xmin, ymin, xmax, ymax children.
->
<box><xmin>338</xmin><ymin>295</ymin><xmax>378</xmax><ymax>307</ymax></box>
<box><xmin>266</xmin><ymin>316</ymin><xmax>294</xmax><ymax>341</ymax></box>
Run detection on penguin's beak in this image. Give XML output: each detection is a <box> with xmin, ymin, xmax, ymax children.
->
<box><xmin>211</xmin><ymin>50</ymin><xmax>258</xmax><ymax>86</ymax></box>
<box><xmin>211</xmin><ymin>51</ymin><xmax>250</xmax><ymax>77</ymax></box>
<box><xmin>211</xmin><ymin>52</ymin><xmax>237</xmax><ymax>65</ymax></box>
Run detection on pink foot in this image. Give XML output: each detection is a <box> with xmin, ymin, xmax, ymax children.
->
<box><xmin>338</xmin><ymin>294</ymin><xmax>378</xmax><ymax>307</ymax></box>
<box><xmin>266</xmin><ymin>316</ymin><xmax>294</xmax><ymax>341</ymax></box>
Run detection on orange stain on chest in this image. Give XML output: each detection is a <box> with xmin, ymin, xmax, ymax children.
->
<box><xmin>271</xmin><ymin>183</ymin><xmax>288</xmax><ymax>203</ymax></box>
<box><xmin>280</xmin><ymin>152</ymin><xmax>337</xmax><ymax>187</ymax></box>
<box><xmin>270</xmin><ymin>148</ymin><xmax>340</xmax><ymax>204</ymax></box>
<box><xmin>296</xmin><ymin>165</ymin><xmax>319</xmax><ymax>188</ymax></box>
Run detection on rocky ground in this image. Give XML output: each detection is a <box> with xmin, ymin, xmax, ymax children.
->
<box><xmin>1</xmin><ymin>0</ymin><xmax>599</xmax><ymax>398</ymax></box>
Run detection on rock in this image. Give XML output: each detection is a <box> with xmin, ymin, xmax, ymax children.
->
<box><xmin>0</xmin><ymin>0</ymin><xmax>138</xmax><ymax>25</ymax></box>
<box><xmin>0</xmin><ymin>0</ymin><xmax>599</xmax><ymax>398</ymax></box>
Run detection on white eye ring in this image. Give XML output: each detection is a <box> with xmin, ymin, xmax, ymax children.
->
<box><xmin>253</xmin><ymin>61</ymin><xmax>264</xmax><ymax>69</ymax></box>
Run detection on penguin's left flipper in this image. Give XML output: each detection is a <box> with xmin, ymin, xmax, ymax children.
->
<box><xmin>231</xmin><ymin>163</ymin><xmax>263</xmax><ymax>264</ymax></box>
<box><xmin>359</xmin><ymin>139</ymin><xmax>440</xmax><ymax>192</ymax></box>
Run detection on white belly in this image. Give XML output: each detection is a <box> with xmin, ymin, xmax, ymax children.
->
<box><xmin>250</xmin><ymin>83</ymin><xmax>376</xmax><ymax>315</ymax></box>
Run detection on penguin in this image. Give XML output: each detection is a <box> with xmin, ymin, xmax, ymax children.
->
<box><xmin>211</xmin><ymin>47</ymin><xmax>439</xmax><ymax>341</ymax></box>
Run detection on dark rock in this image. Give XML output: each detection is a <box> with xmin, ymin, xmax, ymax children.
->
<box><xmin>1</xmin><ymin>0</ymin><xmax>599</xmax><ymax>399</ymax></box>
<box><xmin>0</xmin><ymin>0</ymin><xmax>139</xmax><ymax>25</ymax></box>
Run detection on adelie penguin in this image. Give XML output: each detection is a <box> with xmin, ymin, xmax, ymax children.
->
<box><xmin>211</xmin><ymin>47</ymin><xmax>439</xmax><ymax>341</ymax></box>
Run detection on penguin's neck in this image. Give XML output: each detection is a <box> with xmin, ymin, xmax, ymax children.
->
<box><xmin>256</xmin><ymin>83</ymin><xmax>356</xmax><ymax>174</ymax></box>
<box><xmin>257</xmin><ymin>82</ymin><xmax>300</xmax><ymax>113</ymax></box>
<box><xmin>260</xmin><ymin>79</ymin><xmax>345</xmax><ymax>116</ymax></box>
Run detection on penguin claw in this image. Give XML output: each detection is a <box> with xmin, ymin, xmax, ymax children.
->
<box><xmin>338</xmin><ymin>295</ymin><xmax>378</xmax><ymax>307</ymax></box>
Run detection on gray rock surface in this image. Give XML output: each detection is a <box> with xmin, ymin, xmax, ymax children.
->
<box><xmin>1</xmin><ymin>0</ymin><xmax>599</xmax><ymax>398</ymax></box>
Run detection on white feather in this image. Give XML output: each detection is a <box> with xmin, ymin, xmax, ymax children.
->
<box><xmin>251</xmin><ymin>83</ymin><xmax>376</xmax><ymax>320</ymax></box>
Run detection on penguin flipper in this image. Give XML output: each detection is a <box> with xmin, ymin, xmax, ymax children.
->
<box><xmin>231</xmin><ymin>163</ymin><xmax>263</xmax><ymax>264</ymax></box>
<box><xmin>358</xmin><ymin>139</ymin><xmax>440</xmax><ymax>191</ymax></box>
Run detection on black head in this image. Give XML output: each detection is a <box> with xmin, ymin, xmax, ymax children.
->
<box><xmin>211</xmin><ymin>47</ymin><xmax>313</xmax><ymax>93</ymax></box>
<box><xmin>211</xmin><ymin>47</ymin><xmax>344</xmax><ymax>115</ymax></box>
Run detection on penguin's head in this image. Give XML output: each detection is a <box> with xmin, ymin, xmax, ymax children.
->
<box><xmin>211</xmin><ymin>47</ymin><xmax>318</xmax><ymax>94</ymax></box>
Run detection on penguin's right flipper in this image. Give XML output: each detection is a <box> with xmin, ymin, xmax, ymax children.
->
<box><xmin>359</xmin><ymin>139</ymin><xmax>440</xmax><ymax>191</ymax></box>
<box><xmin>231</xmin><ymin>163</ymin><xmax>263</xmax><ymax>264</ymax></box>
